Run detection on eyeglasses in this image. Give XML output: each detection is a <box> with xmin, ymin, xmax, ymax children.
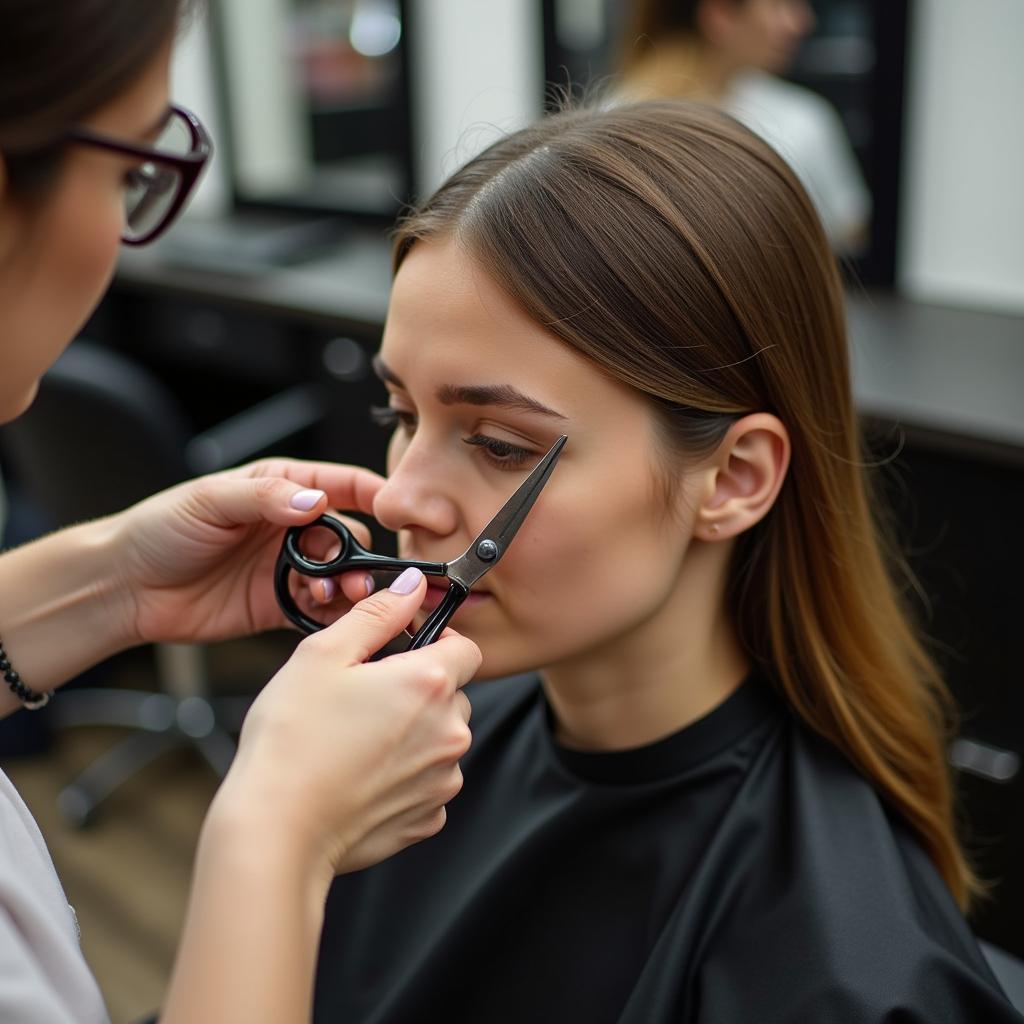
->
<box><xmin>64</xmin><ymin>104</ymin><xmax>212</xmax><ymax>246</ymax></box>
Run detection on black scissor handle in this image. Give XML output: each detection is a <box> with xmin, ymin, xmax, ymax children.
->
<box><xmin>274</xmin><ymin>515</ymin><xmax>447</xmax><ymax>636</ymax></box>
<box><xmin>281</xmin><ymin>515</ymin><xmax>376</xmax><ymax>578</ymax></box>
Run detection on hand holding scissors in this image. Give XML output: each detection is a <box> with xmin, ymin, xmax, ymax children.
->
<box><xmin>275</xmin><ymin>435</ymin><xmax>567</xmax><ymax>657</ymax></box>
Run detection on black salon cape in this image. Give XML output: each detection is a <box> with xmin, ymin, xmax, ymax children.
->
<box><xmin>313</xmin><ymin>674</ymin><xmax>1021</xmax><ymax>1023</ymax></box>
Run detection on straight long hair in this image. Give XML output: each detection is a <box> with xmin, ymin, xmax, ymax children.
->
<box><xmin>392</xmin><ymin>101</ymin><xmax>978</xmax><ymax>909</ymax></box>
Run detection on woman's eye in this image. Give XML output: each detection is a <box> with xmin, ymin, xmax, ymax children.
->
<box><xmin>122</xmin><ymin>162</ymin><xmax>154</xmax><ymax>189</ymax></box>
<box><xmin>122</xmin><ymin>166</ymin><xmax>144</xmax><ymax>190</ymax></box>
<box><xmin>462</xmin><ymin>433</ymin><xmax>534</xmax><ymax>470</ymax></box>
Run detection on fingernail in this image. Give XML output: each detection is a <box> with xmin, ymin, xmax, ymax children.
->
<box><xmin>389</xmin><ymin>567</ymin><xmax>423</xmax><ymax>594</ymax></box>
<box><xmin>321</xmin><ymin>578</ymin><xmax>336</xmax><ymax>601</ymax></box>
<box><xmin>290</xmin><ymin>489</ymin><xmax>325</xmax><ymax>511</ymax></box>
<box><xmin>364</xmin><ymin>574</ymin><xmax>375</xmax><ymax>596</ymax></box>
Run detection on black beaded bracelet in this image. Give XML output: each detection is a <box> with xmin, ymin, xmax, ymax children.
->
<box><xmin>0</xmin><ymin>636</ymin><xmax>52</xmax><ymax>710</ymax></box>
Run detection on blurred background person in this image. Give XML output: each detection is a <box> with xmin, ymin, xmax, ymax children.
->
<box><xmin>616</xmin><ymin>0</ymin><xmax>870</xmax><ymax>253</ymax></box>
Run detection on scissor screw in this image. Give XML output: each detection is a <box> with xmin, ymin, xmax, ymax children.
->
<box><xmin>476</xmin><ymin>539</ymin><xmax>499</xmax><ymax>562</ymax></box>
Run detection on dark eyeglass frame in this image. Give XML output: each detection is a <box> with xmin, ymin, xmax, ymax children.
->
<box><xmin>63</xmin><ymin>103</ymin><xmax>212</xmax><ymax>246</ymax></box>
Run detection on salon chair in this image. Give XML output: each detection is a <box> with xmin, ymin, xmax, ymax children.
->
<box><xmin>0</xmin><ymin>339</ymin><xmax>325</xmax><ymax>825</ymax></box>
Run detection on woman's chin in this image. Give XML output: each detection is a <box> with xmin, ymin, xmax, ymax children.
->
<box><xmin>410</xmin><ymin>596</ymin><xmax>539</xmax><ymax>682</ymax></box>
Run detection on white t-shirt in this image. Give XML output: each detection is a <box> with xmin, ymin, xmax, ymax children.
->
<box><xmin>0</xmin><ymin>768</ymin><xmax>109</xmax><ymax>1022</ymax></box>
<box><xmin>724</xmin><ymin>70</ymin><xmax>871</xmax><ymax>251</ymax></box>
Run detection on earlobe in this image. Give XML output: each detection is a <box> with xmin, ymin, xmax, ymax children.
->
<box><xmin>696</xmin><ymin>413</ymin><xmax>790</xmax><ymax>541</ymax></box>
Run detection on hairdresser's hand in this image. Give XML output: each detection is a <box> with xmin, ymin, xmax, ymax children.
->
<box><xmin>110</xmin><ymin>458</ymin><xmax>386</xmax><ymax>648</ymax></box>
<box><xmin>208</xmin><ymin>569</ymin><xmax>480</xmax><ymax>876</ymax></box>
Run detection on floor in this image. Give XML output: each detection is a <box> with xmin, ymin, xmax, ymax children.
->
<box><xmin>1</xmin><ymin>634</ymin><xmax>295</xmax><ymax>1024</ymax></box>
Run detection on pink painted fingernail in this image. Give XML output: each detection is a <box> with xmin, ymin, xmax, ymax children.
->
<box><xmin>290</xmin><ymin>489</ymin><xmax>325</xmax><ymax>511</ymax></box>
<box><xmin>389</xmin><ymin>567</ymin><xmax>423</xmax><ymax>594</ymax></box>
<box><xmin>321</xmin><ymin>578</ymin><xmax>336</xmax><ymax>601</ymax></box>
<box><xmin>364</xmin><ymin>574</ymin><xmax>375</xmax><ymax>596</ymax></box>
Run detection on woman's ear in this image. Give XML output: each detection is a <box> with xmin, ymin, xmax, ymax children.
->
<box><xmin>693</xmin><ymin>413</ymin><xmax>790</xmax><ymax>542</ymax></box>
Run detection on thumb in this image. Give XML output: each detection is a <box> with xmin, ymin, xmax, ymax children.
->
<box><xmin>187</xmin><ymin>475</ymin><xmax>328</xmax><ymax>529</ymax></box>
<box><xmin>317</xmin><ymin>568</ymin><xmax>428</xmax><ymax>665</ymax></box>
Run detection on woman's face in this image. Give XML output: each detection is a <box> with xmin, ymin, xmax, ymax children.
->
<box><xmin>373</xmin><ymin>238</ymin><xmax>706</xmax><ymax>681</ymax></box>
<box><xmin>709</xmin><ymin>0</ymin><xmax>816</xmax><ymax>74</ymax></box>
<box><xmin>0</xmin><ymin>41</ymin><xmax>172</xmax><ymax>423</ymax></box>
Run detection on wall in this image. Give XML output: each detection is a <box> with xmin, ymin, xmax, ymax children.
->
<box><xmin>175</xmin><ymin>2</ymin><xmax>1024</xmax><ymax>318</ymax></box>
<box><xmin>172</xmin><ymin>1</ymin><xmax>544</xmax><ymax>215</ymax></box>
<box><xmin>406</xmin><ymin>0</ymin><xmax>545</xmax><ymax>195</ymax></box>
<box><xmin>899</xmin><ymin>0</ymin><xmax>1024</xmax><ymax>314</ymax></box>
<box><xmin>170</xmin><ymin>8</ymin><xmax>227</xmax><ymax>217</ymax></box>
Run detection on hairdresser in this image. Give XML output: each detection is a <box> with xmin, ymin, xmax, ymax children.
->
<box><xmin>0</xmin><ymin>2</ymin><xmax>480</xmax><ymax>1021</ymax></box>
<box><xmin>616</xmin><ymin>0</ymin><xmax>870</xmax><ymax>253</ymax></box>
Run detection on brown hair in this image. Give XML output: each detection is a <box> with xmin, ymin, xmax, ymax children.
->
<box><xmin>0</xmin><ymin>0</ymin><xmax>194</xmax><ymax>194</ymax></box>
<box><xmin>617</xmin><ymin>0</ymin><xmax>707</xmax><ymax>76</ymax></box>
<box><xmin>392</xmin><ymin>100</ymin><xmax>979</xmax><ymax>908</ymax></box>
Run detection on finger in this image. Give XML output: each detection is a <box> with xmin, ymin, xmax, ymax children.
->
<box><xmin>411</xmin><ymin>633</ymin><xmax>483</xmax><ymax>690</ymax></box>
<box><xmin>302</xmin><ymin>571</ymin><xmax>369</xmax><ymax>607</ymax></box>
<box><xmin>339</xmin><ymin>570</ymin><xmax>375</xmax><ymax>604</ymax></box>
<box><xmin>311</xmin><ymin>567</ymin><xmax>428</xmax><ymax>665</ymax></box>
<box><xmin>368</xmin><ymin>632</ymin><xmax>481</xmax><ymax>696</ymax></box>
<box><xmin>301</xmin><ymin>573</ymin><xmax>364</xmax><ymax>607</ymax></box>
<box><xmin>186</xmin><ymin>473</ymin><xmax>329</xmax><ymax>530</ymax></box>
<box><xmin>234</xmin><ymin>459</ymin><xmax>385</xmax><ymax>518</ymax></box>
<box><xmin>454</xmin><ymin>689</ymin><xmax>472</xmax><ymax>725</ymax></box>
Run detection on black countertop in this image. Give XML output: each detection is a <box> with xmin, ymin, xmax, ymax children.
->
<box><xmin>117</xmin><ymin>224</ymin><xmax>1024</xmax><ymax>465</ymax></box>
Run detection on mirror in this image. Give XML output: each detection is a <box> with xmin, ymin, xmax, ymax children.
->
<box><xmin>542</xmin><ymin>0</ymin><xmax>910</xmax><ymax>286</ymax></box>
<box><xmin>211</xmin><ymin>0</ymin><xmax>412</xmax><ymax>220</ymax></box>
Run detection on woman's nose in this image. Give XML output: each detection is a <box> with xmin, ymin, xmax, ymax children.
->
<box><xmin>372</xmin><ymin>442</ymin><xmax>460</xmax><ymax>538</ymax></box>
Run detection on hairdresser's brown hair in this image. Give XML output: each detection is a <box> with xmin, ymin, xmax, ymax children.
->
<box><xmin>392</xmin><ymin>100</ymin><xmax>978</xmax><ymax>908</ymax></box>
<box><xmin>0</xmin><ymin>0</ymin><xmax>195</xmax><ymax>194</ymax></box>
<box><xmin>617</xmin><ymin>0</ymin><xmax>706</xmax><ymax>76</ymax></box>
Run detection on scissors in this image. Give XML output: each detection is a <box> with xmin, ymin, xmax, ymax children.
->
<box><xmin>274</xmin><ymin>435</ymin><xmax>567</xmax><ymax>657</ymax></box>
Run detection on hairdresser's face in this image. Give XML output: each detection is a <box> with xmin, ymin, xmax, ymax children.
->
<box><xmin>708</xmin><ymin>0</ymin><xmax>815</xmax><ymax>74</ymax></box>
<box><xmin>0</xmin><ymin>40</ymin><xmax>173</xmax><ymax>423</ymax></box>
<box><xmin>373</xmin><ymin>239</ymin><xmax>703</xmax><ymax>680</ymax></box>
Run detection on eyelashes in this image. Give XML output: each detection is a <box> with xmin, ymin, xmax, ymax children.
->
<box><xmin>370</xmin><ymin>405</ymin><xmax>412</xmax><ymax>430</ymax></box>
<box><xmin>461</xmin><ymin>433</ymin><xmax>533</xmax><ymax>469</ymax></box>
<box><xmin>369</xmin><ymin>405</ymin><xmax>534</xmax><ymax>470</ymax></box>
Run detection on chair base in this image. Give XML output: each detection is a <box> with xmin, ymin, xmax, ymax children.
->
<box><xmin>52</xmin><ymin>688</ymin><xmax>252</xmax><ymax>828</ymax></box>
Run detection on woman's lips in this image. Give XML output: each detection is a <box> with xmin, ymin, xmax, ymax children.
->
<box><xmin>420</xmin><ymin>582</ymin><xmax>491</xmax><ymax>615</ymax></box>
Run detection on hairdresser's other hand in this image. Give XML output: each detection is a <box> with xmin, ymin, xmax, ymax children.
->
<box><xmin>208</xmin><ymin>569</ymin><xmax>480</xmax><ymax>876</ymax></box>
<box><xmin>110</xmin><ymin>458</ymin><xmax>385</xmax><ymax>648</ymax></box>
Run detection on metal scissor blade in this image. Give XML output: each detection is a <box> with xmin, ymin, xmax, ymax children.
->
<box><xmin>447</xmin><ymin>434</ymin><xmax>567</xmax><ymax>588</ymax></box>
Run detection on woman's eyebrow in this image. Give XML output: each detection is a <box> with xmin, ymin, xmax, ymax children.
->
<box><xmin>436</xmin><ymin>383</ymin><xmax>567</xmax><ymax>420</ymax></box>
<box><xmin>372</xmin><ymin>355</ymin><xmax>567</xmax><ymax>420</ymax></box>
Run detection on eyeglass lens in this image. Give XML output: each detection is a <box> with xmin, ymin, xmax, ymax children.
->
<box><xmin>122</xmin><ymin>111</ymin><xmax>191</xmax><ymax>242</ymax></box>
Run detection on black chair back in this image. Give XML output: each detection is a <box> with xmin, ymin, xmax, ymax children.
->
<box><xmin>0</xmin><ymin>341</ymin><xmax>193</xmax><ymax>523</ymax></box>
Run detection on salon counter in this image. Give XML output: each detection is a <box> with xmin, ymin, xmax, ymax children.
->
<box><xmin>112</xmin><ymin>224</ymin><xmax>1024</xmax><ymax>465</ymax></box>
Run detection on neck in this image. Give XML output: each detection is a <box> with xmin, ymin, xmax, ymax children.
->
<box><xmin>540</xmin><ymin>538</ymin><xmax>749</xmax><ymax>751</ymax></box>
<box><xmin>622</xmin><ymin>35</ymin><xmax>741</xmax><ymax>103</ymax></box>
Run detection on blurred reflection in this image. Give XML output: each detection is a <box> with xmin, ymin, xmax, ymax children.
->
<box><xmin>214</xmin><ymin>0</ymin><xmax>409</xmax><ymax>218</ymax></box>
<box><xmin>551</xmin><ymin>0</ymin><xmax>872</xmax><ymax>256</ymax></box>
